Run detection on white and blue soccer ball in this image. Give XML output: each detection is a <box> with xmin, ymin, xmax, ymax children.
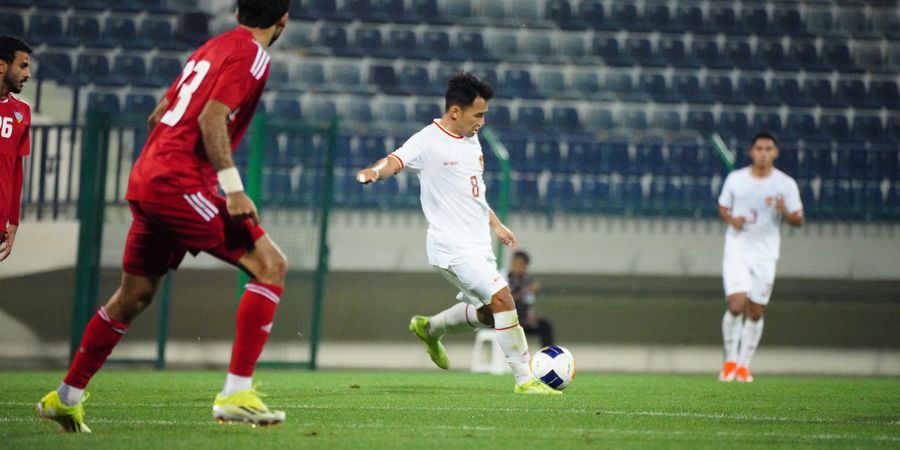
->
<box><xmin>530</xmin><ymin>345</ymin><xmax>576</xmax><ymax>390</ymax></box>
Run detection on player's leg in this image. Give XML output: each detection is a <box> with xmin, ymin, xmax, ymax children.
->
<box><xmin>735</xmin><ymin>262</ymin><xmax>774</xmax><ymax>382</ymax></box>
<box><xmin>489</xmin><ymin>289</ymin><xmax>559</xmax><ymax>395</ymax></box>
<box><xmin>426</xmin><ymin>294</ymin><xmax>489</xmax><ymax>338</ymax></box>
<box><xmin>720</xmin><ymin>256</ymin><xmax>750</xmax><ymax>381</ymax></box>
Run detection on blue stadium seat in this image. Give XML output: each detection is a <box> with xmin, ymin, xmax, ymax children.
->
<box><xmin>413</xmin><ymin>101</ymin><xmax>441</xmax><ymax>123</ymax></box>
<box><xmin>75</xmin><ymin>54</ymin><xmax>112</xmax><ymax>86</ymax></box>
<box><xmin>778</xmin><ymin>140</ymin><xmax>801</xmax><ymax>176</ymax></box>
<box><xmin>804</xmin><ymin>79</ymin><xmax>838</xmax><ymax>108</ymax></box>
<box><xmin>124</xmin><ymin>94</ymin><xmax>157</xmax><ymax>117</ymax></box>
<box><xmin>621</xmin><ymin>109</ymin><xmax>647</xmax><ymax>131</ymax></box>
<box><xmin>820</xmin><ymin>115</ymin><xmax>850</xmax><ymax>141</ymax></box>
<box><xmin>668</xmin><ymin>135</ymin><xmax>705</xmax><ymax>176</ymax></box>
<box><xmin>743</xmin><ymin>8</ymin><xmax>778</xmax><ymax>36</ymax></box>
<box><xmin>516</xmin><ymin>106</ymin><xmax>546</xmax><ymax>131</ymax></box>
<box><xmin>719</xmin><ymin>112</ymin><xmax>750</xmax><ymax>140</ymax></box>
<box><xmin>726</xmin><ymin>40</ymin><xmax>765</xmax><ymax>70</ymax></box>
<box><xmin>379</xmin><ymin>100</ymin><xmax>406</xmax><ymax>124</ymax></box>
<box><xmin>633</xmin><ymin>134</ymin><xmax>665</xmax><ymax>175</ymax></box>
<box><xmin>546</xmin><ymin>0</ymin><xmax>577</xmax><ymax>28</ymax></box>
<box><xmin>565</xmin><ymin>138</ymin><xmax>601</xmax><ymax>173</ymax></box>
<box><xmin>852</xmin><ymin>116</ymin><xmax>885</xmax><ymax>143</ymax></box>
<box><xmin>535</xmin><ymin>70</ymin><xmax>566</xmax><ymax>99</ymax></box>
<box><xmin>791</xmin><ymin>42</ymin><xmax>831</xmax><ymax>72</ymax></box>
<box><xmin>551</xmin><ymin>107</ymin><xmax>581</xmax><ymax>133</ymax></box>
<box><xmin>138</xmin><ymin>19</ymin><xmax>187</xmax><ymax>51</ymax></box>
<box><xmin>584</xmin><ymin>108</ymin><xmax>614</xmax><ymax>131</ymax></box>
<box><xmin>37</xmin><ymin>52</ymin><xmax>73</xmax><ymax>83</ymax></box>
<box><xmin>67</xmin><ymin>16</ymin><xmax>106</xmax><ymax>48</ymax></box>
<box><xmin>824</xmin><ymin>42</ymin><xmax>861</xmax><ymax>73</ymax></box>
<box><xmin>773</xmin><ymin>8</ymin><xmax>812</xmax><ymax>38</ymax></box>
<box><xmin>835</xmin><ymin>141</ymin><xmax>869</xmax><ymax>180</ymax></box>
<box><xmin>399</xmin><ymin>65</ymin><xmax>431</xmax><ymax>96</ymax></box>
<box><xmin>601</xmin><ymin>135</ymin><xmax>630</xmax><ymax>174</ymax></box>
<box><xmin>693</xmin><ymin>40</ymin><xmax>731</xmax><ymax>70</ymax></box>
<box><xmin>292</xmin><ymin>62</ymin><xmax>323</xmax><ymax>91</ymax></box>
<box><xmin>304</xmin><ymin>98</ymin><xmax>337</xmax><ymax>123</ymax></box>
<box><xmin>646</xmin><ymin>4</ymin><xmax>683</xmax><ymax>33</ymax></box>
<box><xmin>673</xmin><ymin>75</ymin><xmax>714</xmax><ymax>104</ymax></box>
<box><xmin>457</xmin><ymin>31</ymin><xmax>494</xmax><ymax>62</ymax></box>
<box><xmin>651</xmin><ymin>110</ymin><xmax>680</xmax><ymax>131</ymax></box>
<box><xmin>626</xmin><ymin>38</ymin><xmax>663</xmax><ymax>67</ymax></box>
<box><xmin>772</xmin><ymin>78</ymin><xmax>813</xmax><ymax>107</ymax></box>
<box><xmin>739</xmin><ymin>77</ymin><xmax>776</xmax><ymax>106</ymax></box>
<box><xmin>659</xmin><ymin>38</ymin><xmax>699</xmax><ymax>68</ymax></box>
<box><xmin>330</xmin><ymin>64</ymin><xmax>375</xmax><ymax>95</ymax></box>
<box><xmin>532</xmin><ymin>138</ymin><xmax>563</xmax><ymax>172</ymax></box>
<box><xmin>272</xmin><ymin>98</ymin><xmax>302</xmax><ymax>119</ymax></box>
<box><xmin>319</xmin><ymin>25</ymin><xmax>350</xmax><ymax>56</ymax></box>
<box><xmin>354</xmin><ymin>28</ymin><xmax>384</xmax><ymax>58</ymax></box>
<box><xmin>603</xmin><ymin>73</ymin><xmax>633</xmax><ymax>101</ymax></box>
<box><xmin>637</xmin><ymin>74</ymin><xmax>670</xmax><ymax>103</ymax></box>
<box><xmin>753</xmin><ymin>113</ymin><xmax>782</xmax><ymax>136</ymax></box>
<box><xmin>369</xmin><ymin>65</ymin><xmax>406</xmax><ymax>95</ymax></box>
<box><xmin>711</xmin><ymin>6</ymin><xmax>749</xmax><ymax>36</ymax></box>
<box><xmin>545</xmin><ymin>175</ymin><xmax>577</xmax><ymax>210</ymax></box>
<box><xmin>571</xmin><ymin>72</ymin><xmax>600</xmax><ymax>98</ymax></box>
<box><xmin>105</xmin><ymin>17</ymin><xmax>141</xmax><ymax>49</ymax></box>
<box><xmin>0</xmin><ymin>13</ymin><xmax>25</xmax><ymax>37</ymax></box>
<box><xmin>804</xmin><ymin>140</ymin><xmax>834</xmax><ymax>177</ymax></box>
<box><xmin>486</xmin><ymin>105</ymin><xmax>510</xmax><ymax>129</ymax></box>
<box><xmin>411</xmin><ymin>0</ymin><xmax>448</xmax><ymax>25</ymax></box>
<box><xmin>758</xmin><ymin>41</ymin><xmax>798</xmax><ymax>71</ymax></box>
<box><xmin>706</xmin><ymin>76</ymin><xmax>745</xmax><ymax>105</ymax></box>
<box><xmin>524</xmin><ymin>34</ymin><xmax>562</xmax><ymax>64</ymax></box>
<box><xmin>504</xmin><ymin>70</ymin><xmax>540</xmax><ymax>99</ymax></box>
<box><xmin>612</xmin><ymin>3</ymin><xmax>651</xmax><ymax>32</ymax></box>
<box><xmin>111</xmin><ymin>56</ymin><xmax>149</xmax><ymax>87</ymax></box>
<box><xmin>388</xmin><ymin>30</ymin><xmax>422</xmax><ymax>60</ymax></box>
<box><xmin>578</xmin><ymin>1</ymin><xmax>605</xmax><ymax>30</ymax></box>
<box><xmin>424</xmin><ymin>30</ymin><xmax>461</xmax><ymax>61</ymax></box>
<box><xmin>685</xmin><ymin>111</ymin><xmax>715</xmax><ymax>135</ymax></box>
<box><xmin>87</xmin><ymin>92</ymin><xmax>121</xmax><ymax>114</ymax></box>
<box><xmin>592</xmin><ymin>37</ymin><xmax>633</xmax><ymax>67</ymax></box>
<box><xmin>174</xmin><ymin>12</ymin><xmax>210</xmax><ymax>47</ymax></box>
<box><xmin>870</xmin><ymin>143</ymin><xmax>899</xmax><ymax>180</ymax></box>
<box><xmin>783</xmin><ymin>113</ymin><xmax>817</xmax><ymax>141</ymax></box>
<box><xmin>836</xmin><ymin>80</ymin><xmax>871</xmax><ymax>109</ymax></box>
<box><xmin>308</xmin><ymin>0</ymin><xmax>353</xmax><ymax>22</ymax></box>
<box><xmin>678</xmin><ymin>6</ymin><xmax>716</xmax><ymax>35</ymax></box>
<box><xmin>870</xmin><ymin>81</ymin><xmax>900</xmax><ymax>109</ymax></box>
<box><xmin>579</xmin><ymin>177</ymin><xmax>610</xmax><ymax>212</ymax></box>
<box><xmin>28</xmin><ymin>14</ymin><xmax>70</xmax><ymax>47</ymax></box>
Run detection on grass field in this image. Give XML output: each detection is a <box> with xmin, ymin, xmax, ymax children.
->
<box><xmin>2</xmin><ymin>370</ymin><xmax>898</xmax><ymax>449</ymax></box>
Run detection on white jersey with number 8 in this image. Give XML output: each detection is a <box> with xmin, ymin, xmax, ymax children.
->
<box><xmin>718</xmin><ymin>167</ymin><xmax>803</xmax><ymax>261</ymax></box>
<box><xmin>390</xmin><ymin>120</ymin><xmax>491</xmax><ymax>268</ymax></box>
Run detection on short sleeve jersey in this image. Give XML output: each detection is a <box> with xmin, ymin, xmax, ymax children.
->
<box><xmin>0</xmin><ymin>94</ymin><xmax>30</xmax><ymax>229</ymax></box>
<box><xmin>127</xmin><ymin>27</ymin><xmax>269</xmax><ymax>201</ymax></box>
<box><xmin>390</xmin><ymin>120</ymin><xmax>492</xmax><ymax>267</ymax></box>
<box><xmin>718</xmin><ymin>167</ymin><xmax>803</xmax><ymax>260</ymax></box>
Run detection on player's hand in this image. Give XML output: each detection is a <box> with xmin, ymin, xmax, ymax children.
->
<box><xmin>356</xmin><ymin>168</ymin><xmax>379</xmax><ymax>184</ymax></box>
<box><xmin>730</xmin><ymin>216</ymin><xmax>746</xmax><ymax>231</ymax></box>
<box><xmin>0</xmin><ymin>226</ymin><xmax>16</xmax><ymax>262</ymax></box>
<box><xmin>774</xmin><ymin>194</ymin><xmax>786</xmax><ymax>214</ymax></box>
<box><xmin>493</xmin><ymin>223</ymin><xmax>517</xmax><ymax>246</ymax></box>
<box><xmin>225</xmin><ymin>191</ymin><xmax>260</xmax><ymax>226</ymax></box>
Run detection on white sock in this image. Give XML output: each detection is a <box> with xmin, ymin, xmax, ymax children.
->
<box><xmin>428</xmin><ymin>303</ymin><xmax>487</xmax><ymax>338</ymax></box>
<box><xmin>737</xmin><ymin>318</ymin><xmax>764</xmax><ymax>368</ymax></box>
<box><xmin>493</xmin><ymin>310</ymin><xmax>532</xmax><ymax>385</ymax></box>
<box><xmin>722</xmin><ymin>311</ymin><xmax>743</xmax><ymax>362</ymax></box>
<box><xmin>222</xmin><ymin>373</ymin><xmax>252</xmax><ymax>396</ymax></box>
<box><xmin>56</xmin><ymin>382</ymin><xmax>85</xmax><ymax>407</ymax></box>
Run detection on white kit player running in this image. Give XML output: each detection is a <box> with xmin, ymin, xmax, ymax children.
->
<box><xmin>717</xmin><ymin>132</ymin><xmax>804</xmax><ymax>382</ymax></box>
<box><xmin>356</xmin><ymin>73</ymin><xmax>558</xmax><ymax>395</ymax></box>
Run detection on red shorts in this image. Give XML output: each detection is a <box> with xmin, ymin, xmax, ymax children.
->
<box><xmin>122</xmin><ymin>189</ymin><xmax>266</xmax><ymax>276</ymax></box>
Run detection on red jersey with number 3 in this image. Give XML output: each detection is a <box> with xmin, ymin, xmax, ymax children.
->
<box><xmin>0</xmin><ymin>94</ymin><xmax>30</xmax><ymax>232</ymax></box>
<box><xmin>127</xmin><ymin>27</ymin><xmax>269</xmax><ymax>202</ymax></box>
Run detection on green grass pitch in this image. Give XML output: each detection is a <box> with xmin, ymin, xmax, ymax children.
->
<box><xmin>2</xmin><ymin>370</ymin><xmax>898</xmax><ymax>449</ymax></box>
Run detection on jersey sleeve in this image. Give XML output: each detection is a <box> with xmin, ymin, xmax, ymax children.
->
<box><xmin>783</xmin><ymin>177</ymin><xmax>803</xmax><ymax>214</ymax></box>
<box><xmin>717</xmin><ymin>173</ymin><xmax>735</xmax><ymax>208</ymax></box>
<box><xmin>9</xmin><ymin>155</ymin><xmax>23</xmax><ymax>225</ymax></box>
<box><xmin>17</xmin><ymin>110</ymin><xmax>29</xmax><ymax>157</ymax></box>
<box><xmin>207</xmin><ymin>45</ymin><xmax>267</xmax><ymax>111</ymax></box>
<box><xmin>390</xmin><ymin>133</ymin><xmax>428</xmax><ymax>172</ymax></box>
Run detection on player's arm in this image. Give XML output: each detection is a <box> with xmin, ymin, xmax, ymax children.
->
<box><xmin>147</xmin><ymin>98</ymin><xmax>170</xmax><ymax>133</ymax></box>
<box><xmin>718</xmin><ymin>205</ymin><xmax>745</xmax><ymax>231</ymax></box>
<box><xmin>489</xmin><ymin>207</ymin><xmax>516</xmax><ymax>246</ymax></box>
<box><xmin>356</xmin><ymin>155</ymin><xmax>403</xmax><ymax>184</ymax></box>
<box><xmin>197</xmin><ymin>99</ymin><xmax>259</xmax><ymax>225</ymax></box>
<box><xmin>0</xmin><ymin>156</ymin><xmax>24</xmax><ymax>262</ymax></box>
<box><xmin>775</xmin><ymin>195</ymin><xmax>804</xmax><ymax>227</ymax></box>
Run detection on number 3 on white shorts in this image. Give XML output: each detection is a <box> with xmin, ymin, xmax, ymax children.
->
<box><xmin>160</xmin><ymin>60</ymin><xmax>211</xmax><ymax>126</ymax></box>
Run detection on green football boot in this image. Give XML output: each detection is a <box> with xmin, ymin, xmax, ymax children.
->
<box><xmin>36</xmin><ymin>390</ymin><xmax>92</xmax><ymax>433</ymax></box>
<box><xmin>409</xmin><ymin>315</ymin><xmax>450</xmax><ymax>369</ymax></box>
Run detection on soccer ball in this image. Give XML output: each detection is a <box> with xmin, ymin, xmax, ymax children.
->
<box><xmin>530</xmin><ymin>345</ymin><xmax>576</xmax><ymax>390</ymax></box>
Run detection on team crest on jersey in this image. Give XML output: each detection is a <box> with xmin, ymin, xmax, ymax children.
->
<box><xmin>14</xmin><ymin>111</ymin><xmax>23</xmax><ymax>123</ymax></box>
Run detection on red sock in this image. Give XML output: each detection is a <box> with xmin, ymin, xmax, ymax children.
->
<box><xmin>63</xmin><ymin>308</ymin><xmax>129</xmax><ymax>389</ymax></box>
<box><xmin>229</xmin><ymin>281</ymin><xmax>282</xmax><ymax>376</ymax></box>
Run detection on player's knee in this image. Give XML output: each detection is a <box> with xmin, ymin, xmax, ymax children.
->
<box><xmin>256</xmin><ymin>252</ymin><xmax>288</xmax><ymax>285</ymax></box>
<box><xmin>476</xmin><ymin>306</ymin><xmax>494</xmax><ymax>327</ymax></box>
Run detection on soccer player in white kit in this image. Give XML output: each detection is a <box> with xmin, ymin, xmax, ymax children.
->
<box><xmin>356</xmin><ymin>73</ymin><xmax>559</xmax><ymax>394</ymax></box>
<box><xmin>717</xmin><ymin>132</ymin><xmax>804</xmax><ymax>382</ymax></box>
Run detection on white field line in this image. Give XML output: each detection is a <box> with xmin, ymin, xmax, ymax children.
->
<box><xmin>4</xmin><ymin>416</ymin><xmax>899</xmax><ymax>443</ymax></box>
<box><xmin>3</xmin><ymin>400</ymin><xmax>897</xmax><ymax>427</ymax></box>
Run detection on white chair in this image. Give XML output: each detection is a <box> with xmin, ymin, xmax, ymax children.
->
<box><xmin>470</xmin><ymin>329</ymin><xmax>509</xmax><ymax>374</ymax></box>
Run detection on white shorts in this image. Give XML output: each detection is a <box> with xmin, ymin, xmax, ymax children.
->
<box><xmin>723</xmin><ymin>256</ymin><xmax>777</xmax><ymax>305</ymax></box>
<box><xmin>434</xmin><ymin>252</ymin><xmax>508</xmax><ymax>308</ymax></box>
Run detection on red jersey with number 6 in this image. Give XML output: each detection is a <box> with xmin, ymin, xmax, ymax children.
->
<box><xmin>126</xmin><ymin>27</ymin><xmax>269</xmax><ymax>202</ymax></box>
<box><xmin>0</xmin><ymin>94</ymin><xmax>30</xmax><ymax>233</ymax></box>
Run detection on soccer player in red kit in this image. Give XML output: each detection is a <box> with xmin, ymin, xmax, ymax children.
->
<box><xmin>37</xmin><ymin>0</ymin><xmax>292</xmax><ymax>431</ymax></box>
<box><xmin>0</xmin><ymin>36</ymin><xmax>31</xmax><ymax>263</ymax></box>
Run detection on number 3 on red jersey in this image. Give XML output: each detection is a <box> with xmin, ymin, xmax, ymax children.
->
<box><xmin>160</xmin><ymin>60</ymin><xmax>211</xmax><ymax>126</ymax></box>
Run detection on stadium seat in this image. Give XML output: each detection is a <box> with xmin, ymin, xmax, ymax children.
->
<box><xmin>378</xmin><ymin>100</ymin><xmax>406</xmax><ymax>124</ymax></box>
<box><xmin>534</xmin><ymin>70</ymin><xmax>566</xmax><ymax>100</ymax></box>
<box><xmin>778</xmin><ymin>140</ymin><xmax>801</xmax><ymax>176</ymax></box>
<box><xmin>578</xmin><ymin>177</ymin><xmax>611</xmax><ymax>212</ymax></box>
<box><xmin>0</xmin><ymin>13</ymin><xmax>25</xmax><ymax>37</ymax></box>
<box><xmin>758</xmin><ymin>41</ymin><xmax>798</xmax><ymax>71</ymax></box>
<box><xmin>620</xmin><ymin>109</ymin><xmax>647</xmax><ymax>131</ymax></box>
<box><xmin>804</xmin><ymin>79</ymin><xmax>838</xmax><ymax>108</ymax></box>
<box><xmin>869</xmin><ymin>81</ymin><xmax>899</xmax><ymax>109</ymax></box>
<box><xmin>399</xmin><ymin>65</ymin><xmax>432</xmax><ymax>96</ymax></box>
<box><xmin>295</xmin><ymin>61</ymin><xmax>325</xmax><ymax>90</ymax></box>
<box><xmin>111</xmin><ymin>56</ymin><xmax>149</xmax><ymax>87</ymax></box>
<box><xmin>824</xmin><ymin>42</ymin><xmax>861</xmax><ymax>73</ymax></box>
<box><xmin>804</xmin><ymin>140</ymin><xmax>834</xmax><ymax>177</ymax></box>
<box><xmin>565</xmin><ymin>138</ymin><xmax>600</xmax><ymax>173</ymax></box>
<box><xmin>512</xmin><ymin>176</ymin><xmax>541</xmax><ymax>210</ymax></box>
<box><xmin>836</xmin><ymin>80</ymin><xmax>873</xmax><ymax>109</ymax></box>
<box><xmin>651</xmin><ymin>110</ymin><xmax>680</xmax><ymax>131</ymax></box>
<box><xmin>773</xmin><ymin>8</ymin><xmax>812</xmax><ymax>38</ymax></box>
<box><xmin>354</xmin><ymin>28</ymin><xmax>384</xmax><ymax>58</ymax></box>
<box><xmin>28</xmin><ymin>14</ymin><xmax>70</xmax><ymax>47</ymax></box>
<box><xmin>546</xmin><ymin>0</ymin><xmax>576</xmax><ymax>28</ymax></box>
<box><xmin>835</xmin><ymin>141</ymin><xmax>869</xmax><ymax>180</ymax></box>
<box><xmin>772</xmin><ymin>78</ymin><xmax>813</xmax><ymax>107</ymax></box>
<box><xmin>693</xmin><ymin>40</ymin><xmax>731</xmax><ymax>70</ymax></box>
<box><xmin>820</xmin><ymin>115</ymin><xmax>850</xmax><ymax>141</ymax></box>
<box><xmin>175</xmin><ymin>12</ymin><xmax>210</xmax><ymax>47</ymax></box>
<box><xmin>753</xmin><ymin>113</ymin><xmax>782</xmax><ymax>136</ymax></box>
<box><xmin>571</xmin><ymin>72</ymin><xmax>601</xmax><ymax>99</ymax></box>
<box><xmin>852</xmin><ymin>116</ymin><xmax>885</xmax><ymax>143</ymax></box>
<box><xmin>870</xmin><ymin>143</ymin><xmax>899</xmax><ymax>180</ymax></box>
<box><xmin>74</xmin><ymin>54</ymin><xmax>113</xmax><ymax>86</ymax></box>
<box><xmin>413</xmin><ymin>101</ymin><xmax>441</xmax><ymax>123</ymax></box>
<box><xmin>685</xmin><ymin>111</ymin><xmax>715</xmax><ymax>135</ymax></box>
<box><xmin>369</xmin><ymin>65</ymin><xmax>407</xmax><ymax>95</ymax></box>
<box><xmin>578</xmin><ymin>0</ymin><xmax>605</xmax><ymax>30</ymax></box>
<box><xmin>503</xmin><ymin>69</ymin><xmax>540</xmax><ymax>99</ymax></box>
<box><xmin>706</xmin><ymin>76</ymin><xmax>745</xmax><ymax>105</ymax></box>
<box><xmin>319</xmin><ymin>25</ymin><xmax>351</xmax><ymax>56</ymax></box>
<box><xmin>783</xmin><ymin>113</ymin><xmax>817</xmax><ymax>141</ymax></box>
<box><xmin>516</xmin><ymin>106</ymin><xmax>546</xmax><ymax>131</ymax></box>
<box><xmin>67</xmin><ymin>16</ymin><xmax>106</xmax><ymax>48</ymax></box>
<box><xmin>726</xmin><ymin>40</ymin><xmax>766</xmax><ymax>71</ymax></box>
<box><xmin>87</xmin><ymin>92</ymin><xmax>121</xmax><ymax>114</ymax></box>
<box><xmin>532</xmin><ymin>138</ymin><xmax>563</xmax><ymax>172</ymax></box>
<box><xmin>423</xmin><ymin>31</ymin><xmax>462</xmax><ymax>61</ymax></box>
<box><xmin>411</xmin><ymin>0</ymin><xmax>448</xmax><ymax>25</ymax></box>
<box><xmin>791</xmin><ymin>42</ymin><xmax>831</xmax><ymax>72</ymax></box>
<box><xmin>271</xmin><ymin>98</ymin><xmax>302</xmax><ymax>119</ymax></box>
<box><xmin>486</xmin><ymin>104</ymin><xmax>510</xmax><ymax>129</ymax></box>
<box><xmin>659</xmin><ymin>39</ymin><xmax>699</xmax><ymax>68</ymax></box>
<box><xmin>612</xmin><ymin>3</ymin><xmax>651</xmax><ymax>32</ymax></box>
<box><xmin>678</xmin><ymin>6</ymin><xmax>716</xmax><ymax>35</ymax></box>
<box><xmin>124</xmin><ymin>94</ymin><xmax>157</xmax><ymax>117</ymax></box>
<box><xmin>743</xmin><ymin>7</ymin><xmax>778</xmax><ymax>36</ymax></box>
<box><xmin>457</xmin><ymin>31</ymin><xmax>494</xmax><ymax>62</ymax></box>
<box><xmin>739</xmin><ymin>77</ymin><xmax>776</xmax><ymax>106</ymax></box>
<box><xmin>388</xmin><ymin>29</ymin><xmax>422</xmax><ymax>60</ymax></box>
<box><xmin>138</xmin><ymin>19</ymin><xmax>187</xmax><ymax>51</ymax></box>
<box><xmin>488</xmin><ymin>31</ymin><xmax>520</xmax><ymax>62</ymax></box>
<box><xmin>719</xmin><ymin>112</ymin><xmax>750</xmax><ymax>140</ymax></box>
<box><xmin>626</xmin><ymin>38</ymin><xmax>663</xmax><ymax>67</ymax></box>
<box><xmin>304</xmin><ymin>98</ymin><xmax>337</xmax><ymax>123</ymax></box>
<box><xmin>36</xmin><ymin>52</ymin><xmax>73</xmax><ymax>83</ymax></box>
<box><xmin>105</xmin><ymin>17</ymin><xmax>141</xmax><ymax>49</ymax></box>
<box><xmin>673</xmin><ymin>75</ymin><xmax>714</xmax><ymax>104</ymax></box>
<box><xmin>646</xmin><ymin>4</ymin><xmax>683</xmax><ymax>33</ymax></box>
<box><xmin>633</xmin><ymin>134</ymin><xmax>665</xmax><ymax>175</ymax></box>
<box><xmin>550</xmin><ymin>107</ymin><xmax>581</xmax><ymax>133</ymax></box>
<box><xmin>330</xmin><ymin>63</ymin><xmax>376</xmax><ymax>95</ymax></box>
<box><xmin>545</xmin><ymin>175</ymin><xmax>577</xmax><ymax>210</ymax></box>
<box><xmin>711</xmin><ymin>6</ymin><xmax>749</xmax><ymax>36</ymax></box>
<box><xmin>558</xmin><ymin>34</ymin><xmax>588</xmax><ymax>62</ymax></box>
<box><xmin>636</xmin><ymin>73</ymin><xmax>670</xmax><ymax>102</ymax></box>
<box><xmin>592</xmin><ymin>37</ymin><xmax>633</xmax><ymax>67</ymax></box>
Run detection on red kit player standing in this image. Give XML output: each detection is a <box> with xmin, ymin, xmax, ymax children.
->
<box><xmin>37</xmin><ymin>0</ymin><xmax>292</xmax><ymax>431</ymax></box>
<box><xmin>0</xmin><ymin>36</ymin><xmax>31</xmax><ymax>263</ymax></box>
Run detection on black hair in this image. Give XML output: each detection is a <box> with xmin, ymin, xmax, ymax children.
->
<box><xmin>0</xmin><ymin>35</ymin><xmax>31</xmax><ymax>65</ymax></box>
<box><xmin>444</xmin><ymin>72</ymin><xmax>494</xmax><ymax>111</ymax></box>
<box><xmin>512</xmin><ymin>250</ymin><xmax>530</xmax><ymax>265</ymax></box>
<box><xmin>237</xmin><ymin>0</ymin><xmax>290</xmax><ymax>28</ymax></box>
<box><xmin>750</xmin><ymin>131</ymin><xmax>778</xmax><ymax>147</ymax></box>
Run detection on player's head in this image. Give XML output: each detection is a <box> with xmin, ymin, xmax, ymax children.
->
<box><xmin>444</xmin><ymin>72</ymin><xmax>494</xmax><ymax>137</ymax></box>
<box><xmin>0</xmin><ymin>36</ymin><xmax>31</xmax><ymax>95</ymax></box>
<box><xmin>236</xmin><ymin>0</ymin><xmax>290</xmax><ymax>46</ymax></box>
<box><xmin>511</xmin><ymin>250</ymin><xmax>530</xmax><ymax>275</ymax></box>
<box><xmin>749</xmin><ymin>131</ymin><xmax>779</xmax><ymax>169</ymax></box>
